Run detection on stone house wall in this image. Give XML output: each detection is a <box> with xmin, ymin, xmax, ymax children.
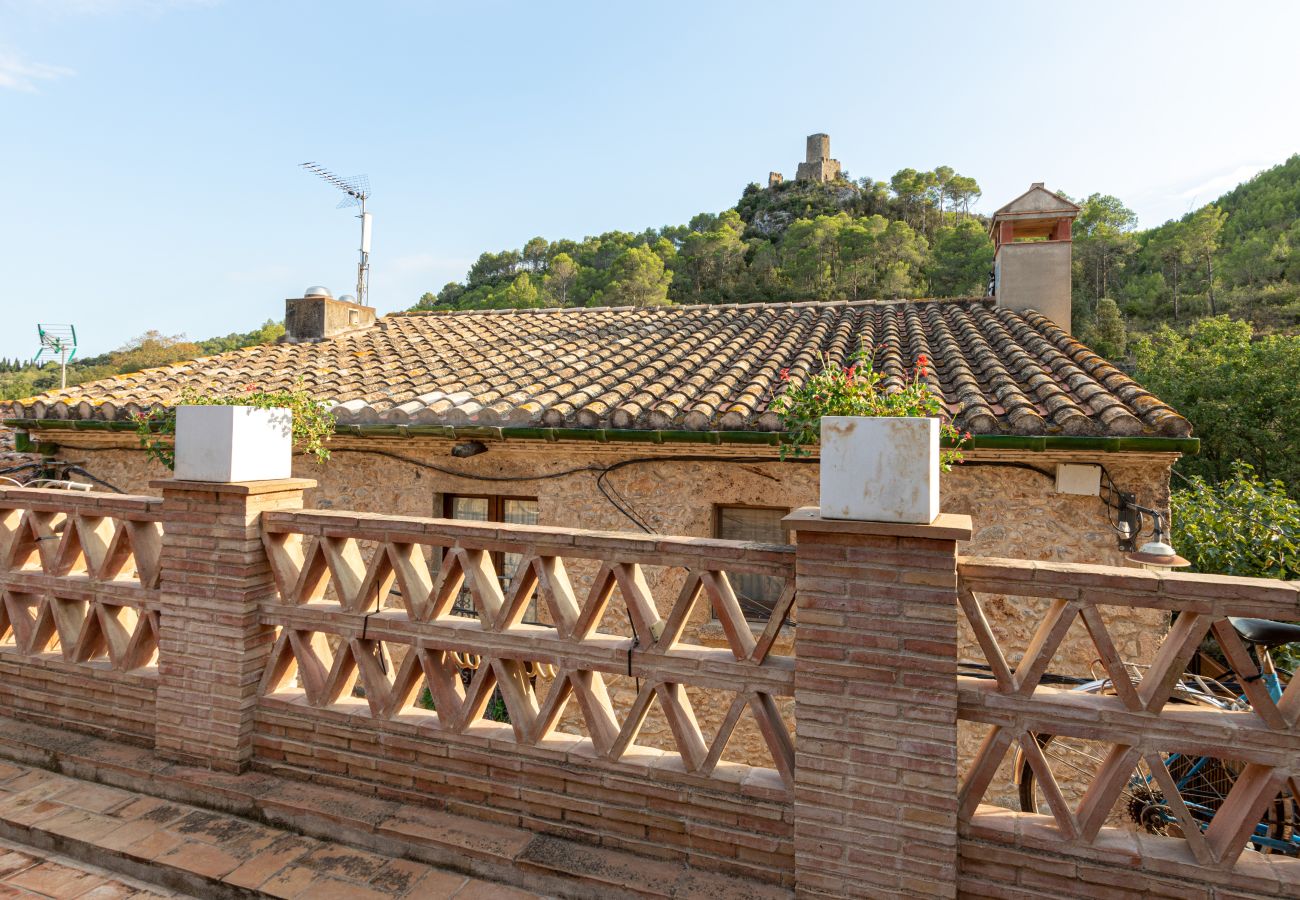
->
<box><xmin>37</xmin><ymin>433</ymin><xmax>1176</xmax><ymax>781</ymax></box>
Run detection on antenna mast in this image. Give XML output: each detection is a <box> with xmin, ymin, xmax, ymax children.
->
<box><xmin>34</xmin><ymin>324</ymin><xmax>77</xmax><ymax>390</ymax></box>
<box><xmin>300</xmin><ymin>162</ymin><xmax>372</xmax><ymax>306</ymax></box>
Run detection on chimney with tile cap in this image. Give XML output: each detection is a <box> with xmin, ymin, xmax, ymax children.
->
<box><xmin>284</xmin><ymin>286</ymin><xmax>376</xmax><ymax>343</ymax></box>
<box><xmin>990</xmin><ymin>183</ymin><xmax>1080</xmax><ymax>332</ymax></box>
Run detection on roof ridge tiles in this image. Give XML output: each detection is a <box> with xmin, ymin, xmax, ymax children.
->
<box><xmin>383</xmin><ymin>295</ymin><xmax>991</xmax><ymax>321</ymax></box>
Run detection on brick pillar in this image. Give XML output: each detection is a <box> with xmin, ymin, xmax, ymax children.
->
<box><xmin>784</xmin><ymin>507</ymin><xmax>972</xmax><ymax>899</ymax></box>
<box><xmin>152</xmin><ymin>478</ymin><xmax>315</xmax><ymax>772</ymax></box>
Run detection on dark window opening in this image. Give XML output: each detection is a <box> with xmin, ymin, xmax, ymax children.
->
<box><xmin>443</xmin><ymin>494</ymin><xmax>541</xmax><ymax>624</ymax></box>
<box><xmin>715</xmin><ymin>505</ymin><xmax>791</xmax><ymax>622</ymax></box>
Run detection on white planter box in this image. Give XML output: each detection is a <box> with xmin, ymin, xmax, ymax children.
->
<box><xmin>173</xmin><ymin>405</ymin><xmax>293</xmax><ymax>483</ymax></box>
<box><xmin>820</xmin><ymin>416</ymin><xmax>939</xmax><ymax>524</ymax></box>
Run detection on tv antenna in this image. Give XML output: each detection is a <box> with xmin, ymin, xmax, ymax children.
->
<box><xmin>300</xmin><ymin>162</ymin><xmax>372</xmax><ymax>306</ymax></box>
<box><xmin>34</xmin><ymin>324</ymin><xmax>77</xmax><ymax>390</ymax></box>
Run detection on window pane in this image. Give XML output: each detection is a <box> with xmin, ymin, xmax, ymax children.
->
<box><xmin>717</xmin><ymin>506</ymin><xmax>786</xmax><ymax>544</ymax></box>
<box><xmin>450</xmin><ymin>497</ymin><xmax>490</xmax><ymax>521</ymax></box>
<box><xmin>502</xmin><ymin>499</ymin><xmax>539</xmax><ymax>525</ymax></box>
<box><xmin>716</xmin><ymin>507</ymin><xmax>788</xmax><ymax>621</ymax></box>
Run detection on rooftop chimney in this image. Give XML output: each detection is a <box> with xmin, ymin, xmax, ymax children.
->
<box><xmin>989</xmin><ymin>184</ymin><xmax>1080</xmax><ymax>332</ymax></box>
<box><xmin>284</xmin><ymin>286</ymin><xmax>376</xmax><ymax>343</ymax></box>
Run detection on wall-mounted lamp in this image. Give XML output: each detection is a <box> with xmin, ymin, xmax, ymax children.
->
<box><xmin>451</xmin><ymin>440</ymin><xmax>488</xmax><ymax>459</ymax></box>
<box><xmin>1116</xmin><ymin>493</ymin><xmax>1189</xmax><ymax>571</ymax></box>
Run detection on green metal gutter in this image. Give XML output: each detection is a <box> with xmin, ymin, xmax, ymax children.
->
<box><xmin>4</xmin><ymin>417</ymin><xmax>1201</xmax><ymax>455</ymax></box>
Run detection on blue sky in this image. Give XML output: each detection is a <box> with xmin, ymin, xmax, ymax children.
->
<box><xmin>2</xmin><ymin>0</ymin><xmax>1298</xmax><ymax>359</ymax></box>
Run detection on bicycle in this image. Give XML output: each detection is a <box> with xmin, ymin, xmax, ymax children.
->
<box><xmin>1011</xmin><ymin>616</ymin><xmax>1300</xmax><ymax>856</ymax></box>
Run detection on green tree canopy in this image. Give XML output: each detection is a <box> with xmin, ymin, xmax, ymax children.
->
<box><xmin>1172</xmin><ymin>461</ymin><xmax>1300</xmax><ymax>581</ymax></box>
<box><xmin>594</xmin><ymin>246</ymin><xmax>672</xmax><ymax>307</ymax></box>
<box><xmin>1133</xmin><ymin>316</ymin><xmax>1300</xmax><ymax>493</ymax></box>
<box><xmin>927</xmin><ymin>220</ymin><xmax>993</xmax><ymax>296</ymax></box>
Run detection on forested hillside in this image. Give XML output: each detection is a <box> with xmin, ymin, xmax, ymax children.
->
<box><xmin>1072</xmin><ymin>155</ymin><xmax>1300</xmax><ymax>340</ymax></box>
<box><xmin>417</xmin><ymin>155</ymin><xmax>1300</xmax><ymax>353</ymax></box>
<box><xmin>412</xmin><ymin>167</ymin><xmax>994</xmax><ymax>313</ymax></box>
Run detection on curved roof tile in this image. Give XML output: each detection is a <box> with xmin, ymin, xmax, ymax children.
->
<box><xmin>7</xmin><ymin>299</ymin><xmax>1191</xmax><ymax>438</ymax></box>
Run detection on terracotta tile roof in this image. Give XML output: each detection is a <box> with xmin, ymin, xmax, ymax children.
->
<box><xmin>6</xmin><ymin>299</ymin><xmax>1191</xmax><ymax>437</ymax></box>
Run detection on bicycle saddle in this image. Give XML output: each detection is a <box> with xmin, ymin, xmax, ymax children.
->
<box><xmin>1228</xmin><ymin>617</ymin><xmax>1300</xmax><ymax>648</ymax></box>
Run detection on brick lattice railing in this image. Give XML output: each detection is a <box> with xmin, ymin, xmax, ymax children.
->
<box><xmin>957</xmin><ymin>557</ymin><xmax>1300</xmax><ymax>898</ymax></box>
<box><xmin>0</xmin><ymin>487</ymin><xmax>163</xmax><ymax>742</ymax></box>
<box><xmin>254</xmin><ymin>507</ymin><xmax>798</xmax><ymax>883</ymax></box>
<box><xmin>1</xmin><ymin>482</ymin><xmax>1298</xmax><ymax>897</ymax></box>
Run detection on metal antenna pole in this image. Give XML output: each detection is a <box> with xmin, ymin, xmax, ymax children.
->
<box><xmin>35</xmin><ymin>325</ymin><xmax>77</xmax><ymax>390</ymax></box>
<box><xmin>357</xmin><ymin>194</ymin><xmax>370</xmax><ymax>306</ymax></box>
<box><xmin>300</xmin><ymin>162</ymin><xmax>372</xmax><ymax>306</ymax></box>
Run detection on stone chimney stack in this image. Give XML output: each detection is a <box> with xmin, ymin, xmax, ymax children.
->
<box><xmin>284</xmin><ymin>286</ymin><xmax>376</xmax><ymax>343</ymax></box>
<box><xmin>989</xmin><ymin>183</ymin><xmax>1081</xmax><ymax>332</ymax></box>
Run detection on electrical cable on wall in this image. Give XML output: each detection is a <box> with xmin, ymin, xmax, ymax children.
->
<box><xmin>330</xmin><ymin>449</ymin><xmax>818</xmax><ymax>535</ymax></box>
<box><xmin>37</xmin><ymin>444</ymin><xmax>1161</xmax><ymax>540</ymax></box>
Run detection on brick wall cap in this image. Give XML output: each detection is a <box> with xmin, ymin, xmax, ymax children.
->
<box><xmin>151</xmin><ymin>477</ymin><xmax>317</xmax><ymax>495</ymax></box>
<box><xmin>0</xmin><ymin>486</ymin><xmax>161</xmax><ymax>509</ymax></box>
<box><xmin>783</xmin><ymin>507</ymin><xmax>972</xmax><ymax>541</ymax></box>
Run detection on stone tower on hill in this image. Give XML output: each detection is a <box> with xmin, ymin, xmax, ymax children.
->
<box><xmin>795</xmin><ymin>133</ymin><xmax>841</xmax><ymax>183</ymax></box>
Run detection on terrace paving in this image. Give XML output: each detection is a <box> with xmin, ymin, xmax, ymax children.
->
<box><xmin>0</xmin><ymin>760</ymin><xmax>545</xmax><ymax>899</ymax></box>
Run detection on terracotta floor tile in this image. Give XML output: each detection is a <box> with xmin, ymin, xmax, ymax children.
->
<box><xmin>38</xmin><ymin>808</ymin><xmax>123</xmax><ymax>844</ymax></box>
<box><xmin>153</xmin><ymin>840</ymin><xmax>241</xmax><ymax>879</ymax></box>
<box><xmin>221</xmin><ymin>835</ymin><xmax>318</xmax><ymax>891</ymax></box>
<box><xmin>452</xmin><ymin>879</ymin><xmax>541</xmax><ymax>900</ymax></box>
<box><xmin>0</xmin><ymin>763</ymin><xmax>26</xmax><ymax>785</ymax></box>
<box><xmin>8</xmin><ymin>860</ymin><xmax>108</xmax><ymax>896</ymax></box>
<box><xmin>0</xmin><ymin>798</ymin><xmax>66</xmax><ymax>829</ymax></box>
<box><xmin>110</xmin><ymin>798</ymin><xmax>187</xmax><ymax>828</ymax></box>
<box><xmin>50</xmin><ymin>784</ymin><xmax>135</xmax><ymax>815</ymax></box>
<box><xmin>294</xmin><ymin>875</ymin><xmax>393</xmax><ymax>900</ymax></box>
<box><xmin>376</xmin><ymin>811</ymin><xmax>531</xmax><ymax>862</ymax></box>
<box><xmin>75</xmin><ymin>883</ymin><xmax>138</xmax><ymax>900</ymax></box>
<box><xmin>299</xmin><ymin>845</ymin><xmax>388</xmax><ymax>882</ymax></box>
<box><xmin>0</xmin><ymin>772</ymin><xmax>62</xmax><ymax>797</ymax></box>
<box><xmin>167</xmin><ymin>810</ymin><xmax>274</xmax><ymax>855</ymax></box>
<box><xmin>367</xmin><ymin>859</ymin><xmax>440</xmax><ymax>896</ymax></box>
<box><xmin>97</xmin><ymin>821</ymin><xmax>163</xmax><ymax>855</ymax></box>
<box><xmin>0</xmin><ymin>851</ymin><xmax>38</xmax><ymax>880</ymax></box>
<box><xmin>257</xmin><ymin>864</ymin><xmax>318</xmax><ymax>899</ymax></box>
<box><xmin>399</xmin><ymin>868</ymin><xmax>471</xmax><ymax>898</ymax></box>
<box><xmin>120</xmin><ymin>829</ymin><xmax>186</xmax><ymax>863</ymax></box>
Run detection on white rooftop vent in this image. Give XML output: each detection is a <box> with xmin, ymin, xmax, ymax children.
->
<box><xmin>337</xmin><ymin>294</ymin><xmax>357</xmax><ymax>304</ymax></box>
<box><xmin>303</xmin><ymin>285</ymin><xmax>333</xmax><ymax>298</ymax></box>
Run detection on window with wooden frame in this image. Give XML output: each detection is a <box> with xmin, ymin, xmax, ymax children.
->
<box><xmin>714</xmin><ymin>505</ymin><xmax>790</xmax><ymax>621</ymax></box>
<box><xmin>442</xmin><ymin>494</ymin><xmax>541</xmax><ymax>623</ymax></box>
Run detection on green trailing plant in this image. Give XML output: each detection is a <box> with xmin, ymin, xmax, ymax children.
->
<box><xmin>134</xmin><ymin>383</ymin><xmax>335</xmax><ymax>470</ymax></box>
<box><xmin>773</xmin><ymin>344</ymin><xmax>966</xmax><ymax>467</ymax></box>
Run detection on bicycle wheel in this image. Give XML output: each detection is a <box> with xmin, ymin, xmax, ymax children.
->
<box><xmin>1018</xmin><ymin>734</ymin><xmax>1171</xmax><ymax>833</ymax></box>
<box><xmin>1019</xmin><ymin>728</ymin><xmax>1295</xmax><ymax>852</ymax></box>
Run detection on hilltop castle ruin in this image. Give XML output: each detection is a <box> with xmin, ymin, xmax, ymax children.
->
<box><xmin>769</xmin><ymin>133</ymin><xmax>842</xmax><ymax>187</ymax></box>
